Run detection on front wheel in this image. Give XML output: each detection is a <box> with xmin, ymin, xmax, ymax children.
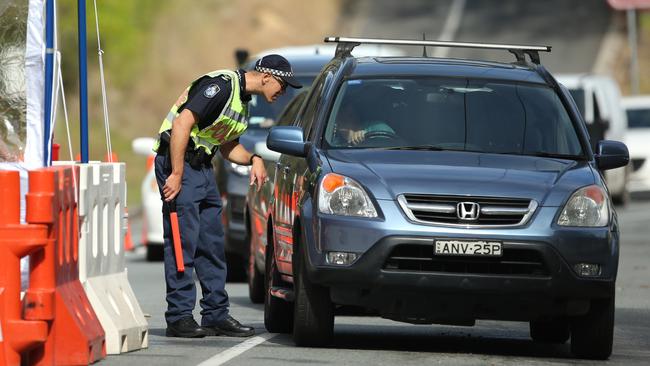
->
<box><xmin>529</xmin><ymin>318</ymin><xmax>570</xmax><ymax>343</ymax></box>
<box><xmin>292</xmin><ymin>243</ymin><xmax>334</xmax><ymax>347</ymax></box>
<box><xmin>263</xmin><ymin>238</ymin><xmax>293</xmax><ymax>333</ymax></box>
<box><xmin>570</xmin><ymin>296</ymin><xmax>615</xmax><ymax>360</ymax></box>
<box><xmin>248</xmin><ymin>231</ymin><xmax>265</xmax><ymax>303</ymax></box>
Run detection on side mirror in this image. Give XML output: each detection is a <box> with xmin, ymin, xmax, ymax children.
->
<box><xmin>132</xmin><ymin>137</ymin><xmax>156</xmax><ymax>156</ymax></box>
<box><xmin>596</xmin><ymin>140</ymin><xmax>629</xmax><ymax>171</ymax></box>
<box><xmin>254</xmin><ymin>141</ymin><xmax>281</xmax><ymax>162</ymax></box>
<box><xmin>267</xmin><ymin>126</ymin><xmax>306</xmax><ymax>157</ymax></box>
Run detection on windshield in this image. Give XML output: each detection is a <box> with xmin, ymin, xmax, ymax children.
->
<box><xmin>626</xmin><ymin>108</ymin><xmax>650</xmax><ymax>129</ymax></box>
<box><xmin>248</xmin><ymin>76</ymin><xmax>314</xmax><ymax>129</ymax></box>
<box><xmin>324</xmin><ymin>78</ymin><xmax>584</xmax><ymax>157</ymax></box>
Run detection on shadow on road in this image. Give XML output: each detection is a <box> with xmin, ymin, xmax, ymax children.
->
<box><xmin>262</xmin><ymin>307</ymin><xmax>650</xmax><ymax>362</ymax></box>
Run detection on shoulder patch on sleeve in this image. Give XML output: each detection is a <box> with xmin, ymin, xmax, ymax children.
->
<box><xmin>203</xmin><ymin>84</ymin><xmax>221</xmax><ymax>98</ymax></box>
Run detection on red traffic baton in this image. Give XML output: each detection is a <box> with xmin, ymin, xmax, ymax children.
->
<box><xmin>168</xmin><ymin>200</ymin><xmax>185</xmax><ymax>272</ymax></box>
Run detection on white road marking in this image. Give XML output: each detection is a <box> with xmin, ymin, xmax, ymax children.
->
<box><xmin>197</xmin><ymin>333</ymin><xmax>279</xmax><ymax>366</ymax></box>
<box><xmin>432</xmin><ymin>0</ymin><xmax>466</xmax><ymax>58</ymax></box>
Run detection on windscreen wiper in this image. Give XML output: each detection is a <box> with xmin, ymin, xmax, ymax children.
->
<box><xmin>381</xmin><ymin>145</ymin><xmax>448</xmax><ymax>151</ymax></box>
<box><xmin>524</xmin><ymin>151</ymin><xmax>586</xmax><ymax>160</ymax></box>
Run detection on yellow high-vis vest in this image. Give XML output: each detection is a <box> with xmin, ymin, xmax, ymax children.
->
<box><xmin>154</xmin><ymin>69</ymin><xmax>249</xmax><ymax>154</ymax></box>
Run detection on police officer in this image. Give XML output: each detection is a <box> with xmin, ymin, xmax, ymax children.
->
<box><xmin>154</xmin><ymin>55</ymin><xmax>302</xmax><ymax>338</ymax></box>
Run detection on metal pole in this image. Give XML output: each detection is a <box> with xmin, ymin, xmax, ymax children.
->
<box><xmin>43</xmin><ymin>0</ymin><xmax>55</xmax><ymax>166</ymax></box>
<box><xmin>78</xmin><ymin>0</ymin><xmax>89</xmax><ymax>162</ymax></box>
<box><xmin>627</xmin><ymin>8</ymin><xmax>639</xmax><ymax>95</ymax></box>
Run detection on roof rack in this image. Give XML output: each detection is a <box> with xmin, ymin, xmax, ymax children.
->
<box><xmin>324</xmin><ymin>36</ymin><xmax>551</xmax><ymax>65</ymax></box>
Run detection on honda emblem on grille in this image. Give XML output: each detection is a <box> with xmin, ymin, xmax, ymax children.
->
<box><xmin>457</xmin><ymin>202</ymin><xmax>480</xmax><ymax>220</ymax></box>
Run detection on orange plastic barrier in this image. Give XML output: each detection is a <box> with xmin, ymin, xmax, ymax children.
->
<box><xmin>0</xmin><ymin>171</ymin><xmax>49</xmax><ymax>366</ymax></box>
<box><xmin>22</xmin><ymin>166</ymin><xmax>105</xmax><ymax>365</ymax></box>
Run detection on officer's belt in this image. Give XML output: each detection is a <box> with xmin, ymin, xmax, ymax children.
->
<box><xmin>157</xmin><ymin>137</ymin><xmax>214</xmax><ymax>169</ymax></box>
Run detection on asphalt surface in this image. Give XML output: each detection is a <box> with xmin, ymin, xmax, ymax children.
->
<box><xmin>348</xmin><ymin>0</ymin><xmax>613</xmax><ymax>74</ymax></box>
<box><xmin>106</xmin><ymin>198</ymin><xmax>650</xmax><ymax>366</ymax></box>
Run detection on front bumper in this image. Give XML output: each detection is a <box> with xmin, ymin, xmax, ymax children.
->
<box><xmin>629</xmin><ymin>155</ymin><xmax>650</xmax><ymax>192</ymax></box>
<box><xmin>302</xmin><ymin>200</ymin><xmax>619</xmax><ymax>322</ymax></box>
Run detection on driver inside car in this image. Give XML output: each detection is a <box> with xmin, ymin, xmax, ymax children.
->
<box><xmin>335</xmin><ymin>102</ymin><xmax>396</xmax><ymax>146</ymax></box>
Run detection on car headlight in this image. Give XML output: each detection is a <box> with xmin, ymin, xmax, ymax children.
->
<box><xmin>557</xmin><ymin>185</ymin><xmax>609</xmax><ymax>227</ymax></box>
<box><xmin>227</xmin><ymin>162</ymin><xmax>251</xmax><ymax>176</ymax></box>
<box><xmin>318</xmin><ymin>173</ymin><xmax>377</xmax><ymax>217</ymax></box>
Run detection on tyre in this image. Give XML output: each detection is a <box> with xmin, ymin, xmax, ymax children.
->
<box><xmin>226</xmin><ymin>253</ymin><xmax>246</xmax><ymax>282</ymax></box>
<box><xmin>292</xmin><ymin>242</ymin><xmax>334</xmax><ymax>347</ymax></box>
<box><xmin>611</xmin><ymin>184</ymin><xmax>629</xmax><ymax>206</ymax></box>
<box><xmin>248</xmin><ymin>234</ymin><xmax>265</xmax><ymax>304</ymax></box>
<box><xmin>146</xmin><ymin>243</ymin><xmax>164</xmax><ymax>261</ymax></box>
<box><xmin>611</xmin><ymin>166</ymin><xmax>631</xmax><ymax>206</ymax></box>
<box><xmin>570</xmin><ymin>296</ymin><xmax>615</xmax><ymax>360</ymax></box>
<box><xmin>263</xmin><ymin>236</ymin><xmax>293</xmax><ymax>333</ymax></box>
<box><xmin>530</xmin><ymin>318</ymin><xmax>570</xmax><ymax>344</ymax></box>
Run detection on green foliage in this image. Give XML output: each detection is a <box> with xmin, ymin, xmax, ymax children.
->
<box><xmin>641</xmin><ymin>11</ymin><xmax>650</xmax><ymax>29</ymax></box>
<box><xmin>57</xmin><ymin>0</ymin><xmax>167</xmax><ymax>90</ymax></box>
<box><xmin>54</xmin><ymin>1</ymin><xmax>168</xmax><ymax>206</ymax></box>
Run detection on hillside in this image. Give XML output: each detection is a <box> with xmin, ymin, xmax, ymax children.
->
<box><xmin>54</xmin><ymin>0</ymin><xmax>347</xmax><ymax>206</ymax></box>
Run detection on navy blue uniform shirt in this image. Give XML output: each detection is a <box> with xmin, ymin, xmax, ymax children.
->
<box><xmin>179</xmin><ymin>69</ymin><xmax>251</xmax><ymax>130</ymax></box>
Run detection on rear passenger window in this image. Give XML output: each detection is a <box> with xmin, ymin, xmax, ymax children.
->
<box><xmin>297</xmin><ymin>72</ymin><xmax>332</xmax><ymax>140</ymax></box>
<box><xmin>277</xmin><ymin>91</ymin><xmax>307</xmax><ymax>127</ymax></box>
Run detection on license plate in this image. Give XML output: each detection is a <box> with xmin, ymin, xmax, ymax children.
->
<box><xmin>434</xmin><ymin>239</ymin><xmax>502</xmax><ymax>257</ymax></box>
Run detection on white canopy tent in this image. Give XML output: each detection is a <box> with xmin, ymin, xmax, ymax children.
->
<box><xmin>0</xmin><ymin>0</ymin><xmax>57</xmax><ymax>286</ymax></box>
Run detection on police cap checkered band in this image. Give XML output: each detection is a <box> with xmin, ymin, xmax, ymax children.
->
<box><xmin>254</xmin><ymin>66</ymin><xmax>294</xmax><ymax>78</ymax></box>
<box><xmin>254</xmin><ymin>54</ymin><xmax>302</xmax><ymax>89</ymax></box>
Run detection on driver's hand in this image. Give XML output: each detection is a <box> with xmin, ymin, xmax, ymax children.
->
<box><xmin>347</xmin><ymin>129</ymin><xmax>366</xmax><ymax>145</ymax></box>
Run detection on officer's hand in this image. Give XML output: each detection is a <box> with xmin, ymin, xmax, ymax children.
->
<box><xmin>249</xmin><ymin>158</ymin><xmax>268</xmax><ymax>192</ymax></box>
<box><xmin>163</xmin><ymin>173</ymin><xmax>182</xmax><ymax>202</ymax></box>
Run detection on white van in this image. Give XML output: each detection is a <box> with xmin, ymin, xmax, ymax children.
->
<box><xmin>556</xmin><ymin>74</ymin><xmax>630</xmax><ymax>204</ymax></box>
<box><xmin>622</xmin><ymin>95</ymin><xmax>650</xmax><ymax>193</ymax></box>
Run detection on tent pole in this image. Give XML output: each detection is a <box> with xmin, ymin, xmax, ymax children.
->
<box><xmin>78</xmin><ymin>0</ymin><xmax>89</xmax><ymax>163</ymax></box>
<box><xmin>43</xmin><ymin>0</ymin><xmax>55</xmax><ymax>166</ymax></box>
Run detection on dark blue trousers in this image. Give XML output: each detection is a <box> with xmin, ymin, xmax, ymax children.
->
<box><xmin>154</xmin><ymin>154</ymin><xmax>229</xmax><ymax>325</ymax></box>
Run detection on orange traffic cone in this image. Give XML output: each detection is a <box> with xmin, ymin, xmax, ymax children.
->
<box><xmin>124</xmin><ymin>207</ymin><xmax>135</xmax><ymax>252</ymax></box>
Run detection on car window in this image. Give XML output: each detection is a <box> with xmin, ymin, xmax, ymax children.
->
<box><xmin>276</xmin><ymin>91</ymin><xmax>308</xmax><ymax>127</ymax></box>
<box><xmin>324</xmin><ymin>78</ymin><xmax>583</xmax><ymax>157</ymax></box>
<box><xmin>569</xmin><ymin>89</ymin><xmax>585</xmax><ymax>117</ymax></box>
<box><xmin>297</xmin><ymin>73</ymin><xmax>328</xmax><ymax>138</ymax></box>
<box><xmin>627</xmin><ymin>108</ymin><xmax>650</xmax><ymax>129</ymax></box>
<box><xmin>247</xmin><ymin>76</ymin><xmax>315</xmax><ymax>129</ymax></box>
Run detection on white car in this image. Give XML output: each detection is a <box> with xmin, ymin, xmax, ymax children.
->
<box><xmin>622</xmin><ymin>95</ymin><xmax>650</xmax><ymax>193</ymax></box>
<box><xmin>132</xmin><ymin>137</ymin><xmax>164</xmax><ymax>260</ymax></box>
<box><xmin>556</xmin><ymin>74</ymin><xmax>631</xmax><ymax>204</ymax></box>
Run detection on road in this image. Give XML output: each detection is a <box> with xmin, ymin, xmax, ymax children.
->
<box><xmin>107</xmin><ymin>198</ymin><xmax>650</xmax><ymax>366</ymax></box>
<box><xmin>346</xmin><ymin>0</ymin><xmax>612</xmax><ymax>73</ymax></box>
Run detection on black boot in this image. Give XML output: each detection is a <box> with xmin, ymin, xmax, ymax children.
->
<box><xmin>166</xmin><ymin>317</ymin><xmax>208</xmax><ymax>338</ymax></box>
<box><xmin>205</xmin><ymin>315</ymin><xmax>255</xmax><ymax>337</ymax></box>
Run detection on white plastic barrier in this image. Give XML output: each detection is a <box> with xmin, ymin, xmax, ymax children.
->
<box><xmin>72</xmin><ymin>162</ymin><xmax>148</xmax><ymax>354</ymax></box>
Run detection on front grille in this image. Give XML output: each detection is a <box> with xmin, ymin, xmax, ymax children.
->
<box><xmin>398</xmin><ymin>194</ymin><xmax>537</xmax><ymax>227</ymax></box>
<box><xmin>383</xmin><ymin>244</ymin><xmax>548</xmax><ymax>277</ymax></box>
<box><xmin>632</xmin><ymin>158</ymin><xmax>645</xmax><ymax>172</ymax></box>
